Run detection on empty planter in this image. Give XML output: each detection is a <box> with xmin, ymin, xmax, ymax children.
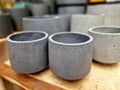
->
<box><xmin>87</xmin><ymin>4</ymin><xmax>120</xmax><ymax>26</ymax></box>
<box><xmin>71</xmin><ymin>14</ymin><xmax>104</xmax><ymax>33</ymax></box>
<box><xmin>58</xmin><ymin>6</ymin><xmax>86</xmax><ymax>15</ymax></box>
<box><xmin>88</xmin><ymin>26</ymin><xmax>120</xmax><ymax>64</ymax></box>
<box><xmin>56</xmin><ymin>0</ymin><xmax>87</xmax><ymax>4</ymax></box>
<box><xmin>7</xmin><ymin>31</ymin><xmax>48</xmax><ymax>73</ymax></box>
<box><xmin>0</xmin><ymin>14</ymin><xmax>13</xmax><ymax>38</ymax></box>
<box><xmin>23</xmin><ymin>16</ymin><xmax>61</xmax><ymax>35</ymax></box>
<box><xmin>49</xmin><ymin>32</ymin><xmax>93</xmax><ymax>80</ymax></box>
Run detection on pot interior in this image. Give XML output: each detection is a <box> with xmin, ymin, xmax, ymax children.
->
<box><xmin>52</xmin><ymin>33</ymin><xmax>90</xmax><ymax>44</ymax></box>
<box><xmin>92</xmin><ymin>27</ymin><xmax>120</xmax><ymax>33</ymax></box>
<box><xmin>10</xmin><ymin>32</ymin><xmax>45</xmax><ymax>41</ymax></box>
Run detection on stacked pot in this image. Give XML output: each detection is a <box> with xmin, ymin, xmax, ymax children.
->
<box><xmin>56</xmin><ymin>0</ymin><xmax>87</xmax><ymax>15</ymax></box>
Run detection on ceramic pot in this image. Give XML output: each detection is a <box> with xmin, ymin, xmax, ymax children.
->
<box><xmin>0</xmin><ymin>14</ymin><xmax>13</xmax><ymax>38</ymax></box>
<box><xmin>58</xmin><ymin>6</ymin><xmax>86</xmax><ymax>15</ymax></box>
<box><xmin>56</xmin><ymin>0</ymin><xmax>87</xmax><ymax>4</ymax></box>
<box><xmin>2</xmin><ymin>8</ymin><xmax>30</xmax><ymax>31</ymax></box>
<box><xmin>28</xmin><ymin>3</ymin><xmax>50</xmax><ymax>16</ymax></box>
<box><xmin>44</xmin><ymin>15</ymin><xmax>70</xmax><ymax>31</ymax></box>
<box><xmin>71</xmin><ymin>14</ymin><xmax>104</xmax><ymax>33</ymax></box>
<box><xmin>49</xmin><ymin>32</ymin><xmax>93</xmax><ymax>80</ymax></box>
<box><xmin>88</xmin><ymin>26</ymin><xmax>120</xmax><ymax>64</ymax></box>
<box><xmin>23</xmin><ymin>16</ymin><xmax>60</xmax><ymax>35</ymax></box>
<box><xmin>87</xmin><ymin>4</ymin><xmax>120</xmax><ymax>26</ymax></box>
<box><xmin>7</xmin><ymin>31</ymin><xmax>48</xmax><ymax>73</ymax></box>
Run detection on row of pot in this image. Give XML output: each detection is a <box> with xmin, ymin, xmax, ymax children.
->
<box><xmin>7</xmin><ymin>26</ymin><xmax>120</xmax><ymax>80</ymax></box>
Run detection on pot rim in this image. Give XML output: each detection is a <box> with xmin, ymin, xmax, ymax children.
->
<box><xmin>7</xmin><ymin>31</ymin><xmax>48</xmax><ymax>43</ymax></box>
<box><xmin>89</xmin><ymin>26</ymin><xmax>120</xmax><ymax>35</ymax></box>
<box><xmin>49</xmin><ymin>32</ymin><xmax>93</xmax><ymax>46</ymax></box>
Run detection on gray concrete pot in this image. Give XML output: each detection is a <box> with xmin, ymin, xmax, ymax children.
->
<box><xmin>7</xmin><ymin>31</ymin><xmax>48</xmax><ymax>73</ymax></box>
<box><xmin>44</xmin><ymin>15</ymin><xmax>71</xmax><ymax>31</ymax></box>
<box><xmin>56</xmin><ymin>0</ymin><xmax>87</xmax><ymax>4</ymax></box>
<box><xmin>3</xmin><ymin>8</ymin><xmax>30</xmax><ymax>31</ymax></box>
<box><xmin>49</xmin><ymin>32</ymin><xmax>93</xmax><ymax>80</ymax></box>
<box><xmin>28</xmin><ymin>3</ymin><xmax>50</xmax><ymax>16</ymax></box>
<box><xmin>23</xmin><ymin>16</ymin><xmax>61</xmax><ymax>35</ymax></box>
<box><xmin>88</xmin><ymin>26</ymin><xmax>120</xmax><ymax>64</ymax></box>
<box><xmin>0</xmin><ymin>14</ymin><xmax>13</xmax><ymax>38</ymax></box>
<box><xmin>71</xmin><ymin>14</ymin><xmax>104</xmax><ymax>33</ymax></box>
<box><xmin>58</xmin><ymin>6</ymin><xmax>86</xmax><ymax>15</ymax></box>
<box><xmin>87</xmin><ymin>4</ymin><xmax>120</xmax><ymax>26</ymax></box>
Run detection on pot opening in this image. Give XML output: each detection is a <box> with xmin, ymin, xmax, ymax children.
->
<box><xmin>10</xmin><ymin>32</ymin><xmax>46</xmax><ymax>41</ymax></box>
<box><xmin>52</xmin><ymin>33</ymin><xmax>90</xmax><ymax>44</ymax></box>
<box><xmin>92</xmin><ymin>27</ymin><xmax>120</xmax><ymax>33</ymax></box>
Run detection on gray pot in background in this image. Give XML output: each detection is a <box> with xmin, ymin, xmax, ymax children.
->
<box><xmin>49</xmin><ymin>32</ymin><xmax>93</xmax><ymax>80</ymax></box>
<box><xmin>88</xmin><ymin>26</ymin><xmax>120</xmax><ymax>64</ymax></box>
<box><xmin>58</xmin><ymin>6</ymin><xmax>86</xmax><ymax>15</ymax></box>
<box><xmin>44</xmin><ymin>15</ymin><xmax>71</xmax><ymax>31</ymax></box>
<box><xmin>0</xmin><ymin>14</ymin><xmax>13</xmax><ymax>38</ymax></box>
<box><xmin>56</xmin><ymin>0</ymin><xmax>87</xmax><ymax>4</ymax></box>
<box><xmin>71</xmin><ymin>14</ymin><xmax>104</xmax><ymax>33</ymax></box>
<box><xmin>7</xmin><ymin>31</ymin><xmax>48</xmax><ymax>73</ymax></box>
<box><xmin>23</xmin><ymin>16</ymin><xmax>61</xmax><ymax>35</ymax></box>
<box><xmin>27</xmin><ymin>3</ymin><xmax>50</xmax><ymax>16</ymax></box>
<box><xmin>87</xmin><ymin>4</ymin><xmax>120</xmax><ymax>26</ymax></box>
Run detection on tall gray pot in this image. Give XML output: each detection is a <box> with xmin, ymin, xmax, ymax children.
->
<box><xmin>56</xmin><ymin>0</ymin><xmax>87</xmax><ymax>4</ymax></box>
<box><xmin>7</xmin><ymin>31</ymin><xmax>48</xmax><ymax>73</ymax></box>
<box><xmin>49</xmin><ymin>32</ymin><xmax>93</xmax><ymax>80</ymax></box>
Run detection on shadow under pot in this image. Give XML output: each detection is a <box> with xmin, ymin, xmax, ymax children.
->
<box><xmin>49</xmin><ymin>32</ymin><xmax>93</xmax><ymax>80</ymax></box>
<box><xmin>56</xmin><ymin>0</ymin><xmax>87</xmax><ymax>4</ymax></box>
<box><xmin>58</xmin><ymin>6</ymin><xmax>86</xmax><ymax>15</ymax></box>
<box><xmin>88</xmin><ymin>26</ymin><xmax>120</xmax><ymax>64</ymax></box>
<box><xmin>0</xmin><ymin>14</ymin><xmax>13</xmax><ymax>38</ymax></box>
<box><xmin>7</xmin><ymin>31</ymin><xmax>48</xmax><ymax>73</ymax></box>
<box><xmin>23</xmin><ymin>16</ymin><xmax>60</xmax><ymax>35</ymax></box>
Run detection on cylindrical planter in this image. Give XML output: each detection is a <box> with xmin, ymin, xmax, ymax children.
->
<box><xmin>0</xmin><ymin>14</ymin><xmax>13</xmax><ymax>38</ymax></box>
<box><xmin>2</xmin><ymin>8</ymin><xmax>30</xmax><ymax>31</ymax></box>
<box><xmin>23</xmin><ymin>16</ymin><xmax>61</xmax><ymax>35</ymax></box>
<box><xmin>27</xmin><ymin>3</ymin><xmax>50</xmax><ymax>16</ymax></box>
<box><xmin>58</xmin><ymin>6</ymin><xmax>86</xmax><ymax>15</ymax></box>
<box><xmin>71</xmin><ymin>14</ymin><xmax>104</xmax><ymax>33</ymax></box>
<box><xmin>56</xmin><ymin>0</ymin><xmax>87</xmax><ymax>4</ymax></box>
<box><xmin>49</xmin><ymin>32</ymin><xmax>93</xmax><ymax>80</ymax></box>
<box><xmin>7</xmin><ymin>31</ymin><xmax>48</xmax><ymax>73</ymax></box>
<box><xmin>88</xmin><ymin>26</ymin><xmax>120</xmax><ymax>64</ymax></box>
<box><xmin>44</xmin><ymin>15</ymin><xmax>71</xmax><ymax>31</ymax></box>
<box><xmin>87</xmin><ymin>4</ymin><xmax>120</xmax><ymax>26</ymax></box>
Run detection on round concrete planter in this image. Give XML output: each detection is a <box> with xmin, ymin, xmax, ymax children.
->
<box><xmin>88</xmin><ymin>26</ymin><xmax>120</xmax><ymax>64</ymax></box>
<box><xmin>87</xmin><ymin>4</ymin><xmax>120</xmax><ymax>26</ymax></box>
<box><xmin>44</xmin><ymin>15</ymin><xmax>71</xmax><ymax>31</ymax></box>
<box><xmin>49</xmin><ymin>32</ymin><xmax>93</xmax><ymax>80</ymax></box>
<box><xmin>2</xmin><ymin>8</ymin><xmax>30</xmax><ymax>31</ymax></box>
<box><xmin>71</xmin><ymin>14</ymin><xmax>104</xmax><ymax>33</ymax></box>
<box><xmin>7</xmin><ymin>31</ymin><xmax>48</xmax><ymax>73</ymax></box>
<box><xmin>27</xmin><ymin>3</ymin><xmax>50</xmax><ymax>16</ymax></box>
<box><xmin>56</xmin><ymin>0</ymin><xmax>87</xmax><ymax>4</ymax></box>
<box><xmin>58</xmin><ymin>6</ymin><xmax>86</xmax><ymax>15</ymax></box>
<box><xmin>0</xmin><ymin>14</ymin><xmax>13</xmax><ymax>38</ymax></box>
<box><xmin>23</xmin><ymin>16</ymin><xmax>61</xmax><ymax>35</ymax></box>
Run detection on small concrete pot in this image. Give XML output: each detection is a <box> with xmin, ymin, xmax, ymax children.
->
<box><xmin>71</xmin><ymin>14</ymin><xmax>104</xmax><ymax>33</ymax></box>
<box><xmin>28</xmin><ymin>3</ymin><xmax>50</xmax><ymax>16</ymax></box>
<box><xmin>49</xmin><ymin>32</ymin><xmax>93</xmax><ymax>80</ymax></box>
<box><xmin>58</xmin><ymin>6</ymin><xmax>86</xmax><ymax>15</ymax></box>
<box><xmin>44</xmin><ymin>15</ymin><xmax>71</xmax><ymax>31</ymax></box>
<box><xmin>7</xmin><ymin>31</ymin><xmax>48</xmax><ymax>73</ymax></box>
<box><xmin>87</xmin><ymin>4</ymin><xmax>120</xmax><ymax>26</ymax></box>
<box><xmin>23</xmin><ymin>16</ymin><xmax>61</xmax><ymax>35</ymax></box>
<box><xmin>56</xmin><ymin>0</ymin><xmax>87</xmax><ymax>4</ymax></box>
<box><xmin>3</xmin><ymin>8</ymin><xmax>30</xmax><ymax>31</ymax></box>
<box><xmin>0</xmin><ymin>14</ymin><xmax>13</xmax><ymax>38</ymax></box>
<box><xmin>88</xmin><ymin>26</ymin><xmax>120</xmax><ymax>64</ymax></box>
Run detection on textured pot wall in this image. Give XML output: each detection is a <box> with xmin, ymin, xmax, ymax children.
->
<box><xmin>87</xmin><ymin>4</ymin><xmax>120</xmax><ymax>26</ymax></box>
<box><xmin>71</xmin><ymin>14</ymin><xmax>104</xmax><ymax>33</ymax></box>
<box><xmin>56</xmin><ymin>0</ymin><xmax>87</xmax><ymax>4</ymax></box>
